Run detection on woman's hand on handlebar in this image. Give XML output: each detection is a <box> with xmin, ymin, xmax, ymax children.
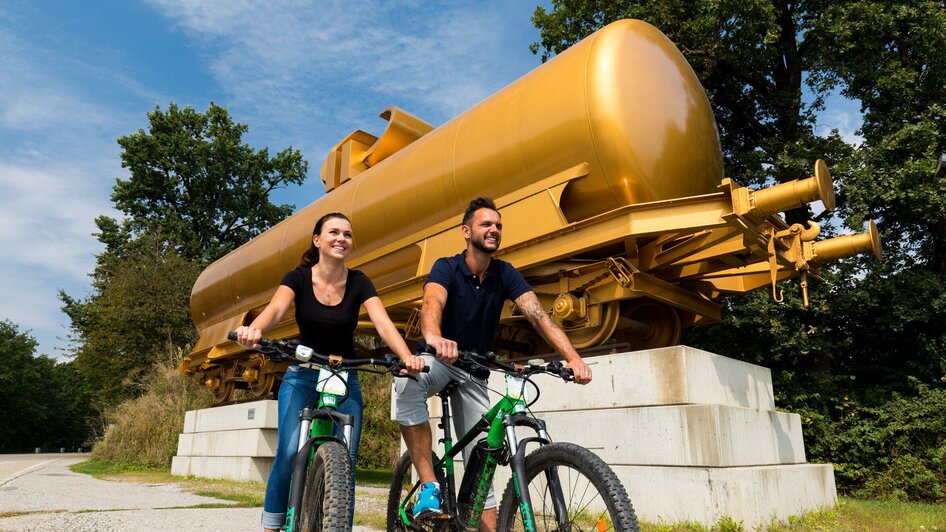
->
<box><xmin>234</xmin><ymin>326</ymin><xmax>263</xmax><ymax>350</ymax></box>
<box><xmin>399</xmin><ymin>354</ymin><xmax>427</xmax><ymax>374</ymax></box>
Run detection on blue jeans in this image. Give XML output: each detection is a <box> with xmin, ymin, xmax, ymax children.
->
<box><xmin>261</xmin><ymin>365</ymin><xmax>363</xmax><ymax>529</ymax></box>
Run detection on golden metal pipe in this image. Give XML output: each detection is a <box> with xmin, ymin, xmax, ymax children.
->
<box><xmin>806</xmin><ymin>220</ymin><xmax>882</xmax><ymax>264</ymax></box>
<box><xmin>749</xmin><ymin>159</ymin><xmax>836</xmax><ymax>217</ymax></box>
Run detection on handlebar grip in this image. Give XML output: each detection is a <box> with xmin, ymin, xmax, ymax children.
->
<box><xmin>559</xmin><ymin>366</ymin><xmax>575</xmax><ymax>382</ymax></box>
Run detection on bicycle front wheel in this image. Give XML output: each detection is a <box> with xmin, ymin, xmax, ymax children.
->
<box><xmin>297</xmin><ymin>441</ymin><xmax>352</xmax><ymax>532</ymax></box>
<box><xmin>497</xmin><ymin>442</ymin><xmax>638</xmax><ymax>531</ymax></box>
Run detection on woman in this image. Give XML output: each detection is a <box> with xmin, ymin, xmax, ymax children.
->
<box><xmin>234</xmin><ymin>212</ymin><xmax>424</xmax><ymax>531</ymax></box>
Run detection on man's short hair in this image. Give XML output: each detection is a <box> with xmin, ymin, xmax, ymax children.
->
<box><xmin>462</xmin><ymin>197</ymin><xmax>498</xmax><ymax>226</ymax></box>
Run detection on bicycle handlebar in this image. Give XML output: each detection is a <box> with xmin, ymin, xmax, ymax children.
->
<box><xmin>227</xmin><ymin>332</ymin><xmax>429</xmax><ymax>377</ymax></box>
<box><xmin>420</xmin><ymin>346</ymin><xmax>575</xmax><ymax>382</ymax></box>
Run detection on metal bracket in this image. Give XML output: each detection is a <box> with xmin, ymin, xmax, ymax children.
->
<box><xmin>606</xmin><ymin>257</ymin><xmax>638</xmax><ymax>288</ymax></box>
<box><xmin>403</xmin><ymin>306</ymin><xmax>422</xmax><ymax>340</ymax></box>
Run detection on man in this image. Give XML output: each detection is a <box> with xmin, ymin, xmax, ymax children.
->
<box><xmin>394</xmin><ymin>197</ymin><xmax>593</xmax><ymax>531</ymax></box>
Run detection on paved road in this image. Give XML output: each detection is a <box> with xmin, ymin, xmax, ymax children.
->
<box><xmin>0</xmin><ymin>454</ymin><xmax>382</xmax><ymax>531</ymax></box>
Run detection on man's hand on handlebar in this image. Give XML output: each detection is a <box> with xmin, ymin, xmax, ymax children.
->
<box><xmin>234</xmin><ymin>326</ymin><xmax>263</xmax><ymax>350</ymax></box>
<box><xmin>424</xmin><ymin>335</ymin><xmax>458</xmax><ymax>365</ymax></box>
<box><xmin>564</xmin><ymin>358</ymin><xmax>592</xmax><ymax>384</ymax></box>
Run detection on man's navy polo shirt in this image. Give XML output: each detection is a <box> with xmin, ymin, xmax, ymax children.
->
<box><xmin>424</xmin><ymin>251</ymin><xmax>532</xmax><ymax>356</ymax></box>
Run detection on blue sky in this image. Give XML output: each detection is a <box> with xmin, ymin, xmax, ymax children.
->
<box><xmin>0</xmin><ymin>1</ymin><xmax>863</xmax><ymax>360</ymax></box>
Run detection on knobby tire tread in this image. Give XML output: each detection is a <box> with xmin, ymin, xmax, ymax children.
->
<box><xmin>299</xmin><ymin>441</ymin><xmax>351</xmax><ymax>532</ymax></box>
<box><xmin>496</xmin><ymin>442</ymin><xmax>638</xmax><ymax>532</ymax></box>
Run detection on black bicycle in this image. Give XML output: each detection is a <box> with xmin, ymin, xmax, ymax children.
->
<box><xmin>228</xmin><ymin>332</ymin><xmax>425</xmax><ymax>531</ymax></box>
<box><xmin>387</xmin><ymin>350</ymin><xmax>638</xmax><ymax>531</ymax></box>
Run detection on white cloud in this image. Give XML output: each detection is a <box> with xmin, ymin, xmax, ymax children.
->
<box><xmin>146</xmin><ymin>1</ymin><xmax>516</xmax><ymax>133</ymax></box>
<box><xmin>815</xmin><ymin>90</ymin><xmax>865</xmax><ymax>146</ymax></box>
<box><xmin>0</xmin><ymin>162</ymin><xmax>114</xmax><ymax>280</ymax></box>
<box><xmin>817</xmin><ymin>108</ymin><xmax>865</xmax><ymax>146</ymax></box>
<box><xmin>0</xmin><ymin>19</ymin><xmax>127</xmax><ymax>359</ymax></box>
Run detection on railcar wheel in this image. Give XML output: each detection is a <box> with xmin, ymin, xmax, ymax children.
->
<box><xmin>211</xmin><ymin>378</ymin><xmax>235</xmax><ymax>403</ymax></box>
<box><xmin>249</xmin><ymin>372</ymin><xmax>275</xmax><ymax>397</ymax></box>
<box><xmin>563</xmin><ymin>302</ymin><xmax>620</xmax><ymax>349</ymax></box>
<box><xmin>614</xmin><ymin>300</ymin><xmax>681</xmax><ymax>350</ymax></box>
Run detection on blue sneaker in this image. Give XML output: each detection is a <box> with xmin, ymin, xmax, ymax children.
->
<box><xmin>413</xmin><ymin>481</ymin><xmax>442</xmax><ymax>517</ymax></box>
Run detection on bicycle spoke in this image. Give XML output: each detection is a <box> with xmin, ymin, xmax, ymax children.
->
<box><xmin>515</xmin><ymin>463</ymin><xmax>618</xmax><ymax>531</ymax></box>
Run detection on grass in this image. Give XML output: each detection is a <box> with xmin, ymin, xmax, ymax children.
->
<box><xmin>71</xmin><ymin>460</ymin><xmax>946</xmax><ymax>530</ymax></box>
<box><xmin>357</xmin><ymin>467</ymin><xmax>394</xmax><ymax>487</ymax></box>
<box><xmin>637</xmin><ymin>497</ymin><xmax>946</xmax><ymax>531</ymax></box>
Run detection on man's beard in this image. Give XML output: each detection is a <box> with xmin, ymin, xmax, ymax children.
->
<box><xmin>471</xmin><ymin>233</ymin><xmax>499</xmax><ymax>254</ymax></box>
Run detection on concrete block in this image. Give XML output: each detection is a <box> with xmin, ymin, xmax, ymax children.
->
<box><xmin>176</xmin><ymin>428</ymin><xmax>277</xmax><ymax>458</ymax></box>
<box><xmin>390</xmin><ymin>347</ymin><xmax>774</xmax><ymax>421</ymax></box>
<box><xmin>171</xmin><ymin>455</ymin><xmax>273</xmax><ymax>483</ymax></box>
<box><xmin>617</xmin><ymin>463</ymin><xmax>837</xmax><ymax>528</ymax></box>
<box><xmin>529</xmin><ymin>405</ymin><xmax>805</xmax><ymax>466</ymax></box>
<box><xmin>185</xmin><ymin>400</ymin><xmax>278</xmax><ymax>433</ymax></box>
<box><xmin>412</xmin><ymin>403</ymin><xmax>804</xmax><ymax>468</ymax></box>
<box><xmin>183</xmin><ymin>410</ymin><xmax>196</xmax><ymax>433</ymax></box>
<box><xmin>525</xmin><ymin>346</ymin><xmax>775</xmax><ymax>411</ymax></box>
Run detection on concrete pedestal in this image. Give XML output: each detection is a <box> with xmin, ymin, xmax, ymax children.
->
<box><xmin>171</xmin><ymin>345</ymin><xmax>837</xmax><ymax>526</ymax></box>
<box><xmin>171</xmin><ymin>401</ymin><xmax>278</xmax><ymax>482</ymax></box>
<box><xmin>394</xmin><ymin>345</ymin><xmax>836</xmax><ymax>528</ymax></box>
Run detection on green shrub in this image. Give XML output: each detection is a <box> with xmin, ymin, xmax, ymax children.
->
<box><xmin>858</xmin><ymin>454</ymin><xmax>942</xmax><ymax>502</ymax></box>
<box><xmin>90</xmin><ymin>347</ymin><xmax>212</xmax><ymax>467</ymax></box>
<box><xmin>357</xmin><ymin>370</ymin><xmax>401</xmax><ymax>470</ymax></box>
<box><xmin>806</xmin><ymin>383</ymin><xmax>946</xmax><ymax>503</ymax></box>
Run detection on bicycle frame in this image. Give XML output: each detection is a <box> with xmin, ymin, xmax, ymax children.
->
<box><xmin>399</xmin><ymin>373</ymin><xmax>559</xmax><ymax>531</ymax></box>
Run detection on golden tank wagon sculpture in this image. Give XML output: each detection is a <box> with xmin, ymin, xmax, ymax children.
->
<box><xmin>180</xmin><ymin>19</ymin><xmax>882</xmax><ymax>403</ymax></box>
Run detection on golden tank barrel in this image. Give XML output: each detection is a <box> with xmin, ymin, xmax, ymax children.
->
<box><xmin>748</xmin><ymin>159</ymin><xmax>836</xmax><ymax>218</ymax></box>
<box><xmin>189</xmin><ymin>19</ymin><xmax>723</xmax><ymax>336</ymax></box>
<box><xmin>805</xmin><ymin>220</ymin><xmax>882</xmax><ymax>264</ymax></box>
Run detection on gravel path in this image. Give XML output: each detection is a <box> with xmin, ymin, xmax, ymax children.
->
<box><xmin>0</xmin><ymin>454</ymin><xmax>385</xmax><ymax>531</ymax></box>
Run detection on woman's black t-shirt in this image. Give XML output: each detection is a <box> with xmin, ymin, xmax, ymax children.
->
<box><xmin>280</xmin><ymin>267</ymin><xmax>378</xmax><ymax>358</ymax></box>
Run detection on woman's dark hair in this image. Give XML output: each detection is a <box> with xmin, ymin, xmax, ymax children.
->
<box><xmin>299</xmin><ymin>212</ymin><xmax>351</xmax><ymax>267</ymax></box>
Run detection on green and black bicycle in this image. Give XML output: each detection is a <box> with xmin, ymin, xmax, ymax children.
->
<box><xmin>229</xmin><ymin>332</ymin><xmax>424</xmax><ymax>532</ymax></box>
<box><xmin>387</xmin><ymin>350</ymin><xmax>639</xmax><ymax>532</ymax></box>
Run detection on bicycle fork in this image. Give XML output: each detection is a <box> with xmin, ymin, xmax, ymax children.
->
<box><xmin>285</xmin><ymin>406</ymin><xmax>354</xmax><ymax>531</ymax></box>
<box><xmin>503</xmin><ymin>414</ymin><xmax>569</xmax><ymax>531</ymax></box>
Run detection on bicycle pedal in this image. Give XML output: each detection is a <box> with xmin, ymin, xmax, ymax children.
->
<box><xmin>413</xmin><ymin>510</ymin><xmax>450</xmax><ymax>522</ymax></box>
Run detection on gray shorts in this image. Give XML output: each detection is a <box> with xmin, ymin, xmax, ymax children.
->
<box><xmin>394</xmin><ymin>354</ymin><xmax>496</xmax><ymax>508</ymax></box>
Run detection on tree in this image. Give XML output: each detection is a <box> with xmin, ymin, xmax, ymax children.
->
<box><xmin>61</xmin><ymin>230</ymin><xmax>202</xmax><ymax>404</ymax></box>
<box><xmin>812</xmin><ymin>1</ymin><xmax>946</xmax><ymax>273</ymax></box>
<box><xmin>110</xmin><ymin>102</ymin><xmax>308</xmax><ymax>264</ymax></box>
<box><xmin>0</xmin><ymin>320</ymin><xmax>93</xmax><ymax>452</ymax></box>
<box><xmin>62</xmin><ymin>103</ymin><xmax>309</xmax><ymax>406</ymax></box>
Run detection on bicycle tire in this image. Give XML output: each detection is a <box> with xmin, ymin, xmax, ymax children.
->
<box><xmin>496</xmin><ymin>442</ymin><xmax>638</xmax><ymax>532</ymax></box>
<box><xmin>297</xmin><ymin>441</ymin><xmax>352</xmax><ymax>532</ymax></box>
<box><xmin>386</xmin><ymin>450</ymin><xmax>449</xmax><ymax>532</ymax></box>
